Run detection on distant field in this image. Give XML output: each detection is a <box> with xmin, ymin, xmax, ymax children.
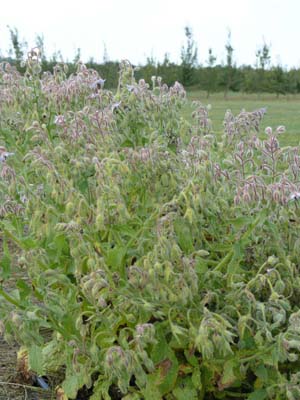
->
<box><xmin>184</xmin><ymin>91</ymin><xmax>300</xmax><ymax>146</ymax></box>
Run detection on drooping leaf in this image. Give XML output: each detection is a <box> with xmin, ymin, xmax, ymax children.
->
<box><xmin>174</xmin><ymin>217</ymin><xmax>194</xmax><ymax>254</ymax></box>
<box><xmin>218</xmin><ymin>359</ymin><xmax>239</xmax><ymax>390</ymax></box>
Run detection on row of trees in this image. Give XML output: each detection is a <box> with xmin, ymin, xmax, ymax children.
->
<box><xmin>2</xmin><ymin>27</ymin><xmax>300</xmax><ymax>97</ymax></box>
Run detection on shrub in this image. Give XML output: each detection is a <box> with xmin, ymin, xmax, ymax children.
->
<box><xmin>1</xmin><ymin>55</ymin><xmax>300</xmax><ymax>400</ymax></box>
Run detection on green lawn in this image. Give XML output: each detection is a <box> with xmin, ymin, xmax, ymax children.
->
<box><xmin>184</xmin><ymin>91</ymin><xmax>300</xmax><ymax>146</ymax></box>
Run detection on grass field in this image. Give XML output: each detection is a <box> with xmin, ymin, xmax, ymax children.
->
<box><xmin>184</xmin><ymin>91</ymin><xmax>300</xmax><ymax>146</ymax></box>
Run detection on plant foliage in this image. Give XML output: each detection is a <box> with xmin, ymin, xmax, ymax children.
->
<box><xmin>1</xmin><ymin>54</ymin><xmax>300</xmax><ymax>399</ymax></box>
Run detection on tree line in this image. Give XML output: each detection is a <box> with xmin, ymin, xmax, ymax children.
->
<box><xmin>2</xmin><ymin>26</ymin><xmax>300</xmax><ymax>97</ymax></box>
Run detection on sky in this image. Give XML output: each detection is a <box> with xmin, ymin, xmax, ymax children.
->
<box><xmin>0</xmin><ymin>0</ymin><xmax>299</xmax><ymax>69</ymax></box>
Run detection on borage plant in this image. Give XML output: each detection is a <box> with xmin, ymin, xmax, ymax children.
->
<box><xmin>1</xmin><ymin>55</ymin><xmax>300</xmax><ymax>400</ymax></box>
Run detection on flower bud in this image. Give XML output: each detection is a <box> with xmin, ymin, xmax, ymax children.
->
<box><xmin>274</xmin><ymin>280</ymin><xmax>285</xmax><ymax>294</ymax></box>
<box><xmin>65</xmin><ymin>202</ymin><xmax>74</xmax><ymax>215</ymax></box>
<box><xmin>242</xmin><ymin>191</ymin><xmax>251</xmax><ymax>203</ymax></box>
<box><xmin>234</xmin><ymin>195</ymin><xmax>241</xmax><ymax>205</ymax></box>
<box><xmin>11</xmin><ymin>312</ymin><xmax>22</xmax><ymax>327</ymax></box>
<box><xmin>265</xmin><ymin>126</ymin><xmax>272</xmax><ymax>135</ymax></box>
<box><xmin>86</xmin><ymin>258</ymin><xmax>96</xmax><ymax>270</ymax></box>
<box><xmin>276</xmin><ymin>125</ymin><xmax>286</xmax><ymax>134</ymax></box>
<box><xmin>56</xmin><ymin>387</ymin><xmax>68</xmax><ymax>400</ymax></box>
<box><xmin>272</xmin><ymin>190</ymin><xmax>280</xmax><ymax>203</ymax></box>
<box><xmin>267</xmin><ymin>255</ymin><xmax>278</xmax><ymax>266</ymax></box>
<box><xmin>82</xmin><ymin>279</ymin><xmax>94</xmax><ymax>292</ymax></box>
<box><xmin>96</xmin><ymin>214</ymin><xmax>105</xmax><ymax>230</ymax></box>
<box><xmin>288</xmin><ymin>353</ymin><xmax>298</xmax><ymax>362</ymax></box>
<box><xmin>91</xmin><ymin>279</ymin><xmax>108</xmax><ymax>298</ymax></box>
<box><xmin>97</xmin><ymin>297</ymin><xmax>107</xmax><ymax>309</ymax></box>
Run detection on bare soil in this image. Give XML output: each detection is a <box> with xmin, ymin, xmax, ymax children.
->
<box><xmin>0</xmin><ymin>338</ymin><xmax>55</xmax><ymax>400</ymax></box>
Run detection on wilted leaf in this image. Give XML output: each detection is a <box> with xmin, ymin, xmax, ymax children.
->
<box><xmin>150</xmin><ymin>326</ymin><xmax>179</xmax><ymax>395</ymax></box>
<box><xmin>218</xmin><ymin>359</ymin><xmax>238</xmax><ymax>390</ymax></box>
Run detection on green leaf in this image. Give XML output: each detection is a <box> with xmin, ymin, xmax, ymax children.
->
<box><xmin>254</xmin><ymin>364</ymin><xmax>268</xmax><ymax>382</ymax></box>
<box><xmin>142</xmin><ymin>376</ymin><xmax>162</xmax><ymax>400</ymax></box>
<box><xmin>191</xmin><ymin>367</ymin><xmax>202</xmax><ymax>390</ymax></box>
<box><xmin>28</xmin><ymin>345</ymin><xmax>44</xmax><ymax>375</ymax></box>
<box><xmin>172</xmin><ymin>376</ymin><xmax>198</xmax><ymax>399</ymax></box>
<box><xmin>227</xmin><ymin>216</ymin><xmax>253</xmax><ymax>229</ymax></box>
<box><xmin>20</xmin><ymin>237</ymin><xmax>38</xmax><ymax>250</ymax></box>
<box><xmin>219</xmin><ymin>359</ymin><xmax>238</xmax><ymax>389</ymax></box>
<box><xmin>247</xmin><ymin>388</ymin><xmax>268</xmax><ymax>400</ymax></box>
<box><xmin>149</xmin><ymin>324</ymin><xmax>179</xmax><ymax>396</ymax></box>
<box><xmin>62</xmin><ymin>375</ymin><xmax>79</xmax><ymax>399</ymax></box>
<box><xmin>227</xmin><ymin>241</ymin><xmax>243</xmax><ymax>275</ymax></box>
<box><xmin>195</xmin><ymin>257</ymin><xmax>208</xmax><ymax>275</ymax></box>
<box><xmin>89</xmin><ymin>376</ymin><xmax>111</xmax><ymax>400</ymax></box>
<box><xmin>1</xmin><ymin>240</ymin><xmax>11</xmax><ymax>279</ymax></box>
<box><xmin>106</xmin><ymin>246</ymin><xmax>127</xmax><ymax>274</ymax></box>
<box><xmin>16</xmin><ymin>279</ymin><xmax>31</xmax><ymax>301</ymax></box>
<box><xmin>174</xmin><ymin>218</ymin><xmax>194</xmax><ymax>254</ymax></box>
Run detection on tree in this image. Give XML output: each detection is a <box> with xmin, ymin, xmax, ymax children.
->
<box><xmin>256</xmin><ymin>41</ymin><xmax>271</xmax><ymax>70</ymax></box>
<box><xmin>180</xmin><ymin>26</ymin><xmax>198</xmax><ymax>87</ymax></box>
<box><xmin>271</xmin><ymin>65</ymin><xmax>288</xmax><ymax>98</ymax></box>
<box><xmin>8</xmin><ymin>26</ymin><xmax>26</xmax><ymax>68</ymax></box>
<box><xmin>102</xmin><ymin>43</ymin><xmax>109</xmax><ymax>63</ymax></box>
<box><xmin>138</xmin><ymin>55</ymin><xmax>157</xmax><ymax>85</ymax></box>
<box><xmin>35</xmin><ymin>34</ymin><xmax>46</xmax><ymax>62</ymax></box>
<box><xmin>255</xmin><ymin>41</ymin><xmax>271</xmax><ymax>95</ymax></box>
<box><xmin>203</xmin><ymin>48</ymin><xmax>217</xmax><ymax>98</ymax></box>
<box><xmin>219</xmin><ymin>30</ymin><xmax>237</xmax><ymax>99</ymax></box>
<box><xmin>207</xmin><ymin>47</ymin><xmax>217</xmax><ymax>68</ymax></box>
<box><xmin>73</xmin><ymin>48</ymin><xmax>81</xmax><ymax>63</ymax></box>
<box><xmin>225</xmin><ymin>31</ymin><xmax>234</xmax><ymax>69</ymax></box>
<box><xmin>157</xmin><ymin>53</ymin><xmax>181</xmax><ymax>86</ymax></box>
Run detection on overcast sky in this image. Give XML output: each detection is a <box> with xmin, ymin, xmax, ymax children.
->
<box><xmin>0</xmin><ymin>0</ymin><xmax>299</xmax><ymax>68</ymax></box>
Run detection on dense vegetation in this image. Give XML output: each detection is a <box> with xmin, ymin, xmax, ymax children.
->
<box><xmin>2</xmin><ymin>26</ymin><xmax>300</xmax><ymax>96</ymax></box>
<box><xmin>1</xmin><ymin>53</ymin><xmax>300</xmax><ymax>399</ymax></box>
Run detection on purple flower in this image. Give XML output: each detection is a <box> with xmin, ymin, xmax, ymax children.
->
<box><xmin>276</xmin><ymin>125</ymin><xmax>286</xmax><ymax>134</ymax></box>
<box><xmin>126</xmin><ymin>85</ymin><xmax>138</xmax><ymax>94</ymax></box>
<box><xmin>54</xmin><ymin>115</ymin><xmax>66</xmax><ymax>126</ymax></box>
<box><xmin>265</xmin><ymin>126</ymin><xmax>272</xmax><ymax>135</ymax></box>
<box><xmin>0</xmin><ymin>147</ymin><xmax>14</xmax><ymax>163</ymax></box>
<box><xmin>289</xmin><ymin>192</ymin><xmax>300</xmax><ymax>201</ymax></box>
<box><xmin>111</xmin><ymin>101</ymin><xmax>121</xmax><ymax>112</ymax></box>
<box><xmin>91</xmin><ymin>78</ymin><xmax>106</xmax><ymax>90</ymax></box>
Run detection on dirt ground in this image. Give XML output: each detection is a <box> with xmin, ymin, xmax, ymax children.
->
<box><xmin>0</xmin><ymin>338</ymin><xmax>54</xmax><ymax>400</ymax></box>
